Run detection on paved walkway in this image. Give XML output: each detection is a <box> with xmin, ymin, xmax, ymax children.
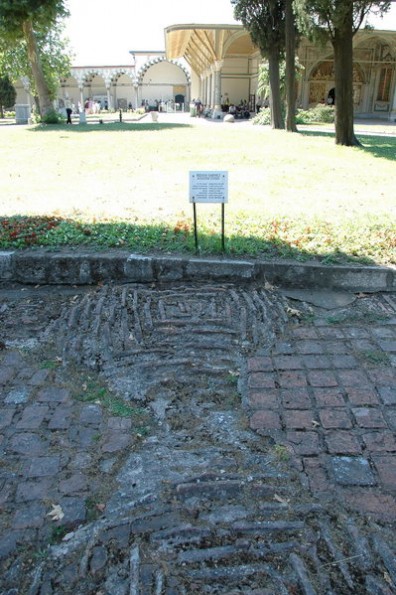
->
<box><xmin>246</xmin><ymin>293</ymin><xmax>396</xmax><ymax>519</ymax></box>
<box><xmin>0</xmin><ymin>280</ymin><xmax>395</xmax><ymax>593</ymax></box>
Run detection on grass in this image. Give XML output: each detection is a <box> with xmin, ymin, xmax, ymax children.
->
<box><xmin>0</xmin><ymin>115</ymin><xmax>395</xmax><ymax>266</ymax></box>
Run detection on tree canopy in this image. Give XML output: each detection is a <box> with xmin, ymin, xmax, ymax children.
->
<box><xmin>0</xmin><ymin>74</ymin><xmax>16</xmax><ymax>117</ymax></box>
<box><xmin>0</xmin><ymin>0</ymin><xmax>69</xmax><ymax>117</ymax></box>
<box><xmin>232</xmin><ymin>0</ymin><xmax>286</xmax><ymax>129</ymax></box>
<box><xmin>293</xmin><ymin>0</ymin><xmax>391</xmax><ymax>145</ymax></box>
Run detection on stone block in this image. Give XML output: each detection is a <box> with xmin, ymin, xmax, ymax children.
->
<box><xmin>331</xmin><ymin>456</ymin><xmax>376</xmax><ymax>486</ymax></box>
<box><xmin>186</xmin><ymin>258</ymin><xmax>254</xmax><ymax>281</ymax></box>
<box><xmin>124</xmin><ymin>254</ymin><xmax>154</xmax><ymax>282</ymax></box>
<box><xmin>0</xmin><ymin>251</ymin><xmax>14</xmax><ymax>279</ymax></box>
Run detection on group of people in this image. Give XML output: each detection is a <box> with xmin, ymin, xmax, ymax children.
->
<box><xmin>227</xmin><ymin>100</ymin><xmax>251</xmax><ymax>119</ymax></box>
<box><xmin>84</xmin><ymin>98</ymin><xmax>108</xmax><ymax>113</ymax></box>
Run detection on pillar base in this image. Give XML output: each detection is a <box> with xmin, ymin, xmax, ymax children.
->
<box><xmin>389</xmin><ymin>110</ymin><xmax>396</xmax><ymax>123</ymax></box>
<box><xmin>211</xmin><ymin>108</ymin><xmax>224</xmax><ymax>120</ymax></box>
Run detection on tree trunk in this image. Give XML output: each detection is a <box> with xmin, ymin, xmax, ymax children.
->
<box><xmin>332</xmin><ymin>3</ymin><xmax>360</xmax><ymax>146</ymax></box>
<box><xmin>285</xmin><ymin>0</ymin><xmax>297</xmax><ymax>132</ymax></box>
<box><xmin>22</xmin><ymin>20</ymin><xmax>53</xmax><ymax>118</ymax></box>
<box><xmin>268</xmin><ymin>46</ymin><xmax>284</xmax><ymax>129</ymax></box>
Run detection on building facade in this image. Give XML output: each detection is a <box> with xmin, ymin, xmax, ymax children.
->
<box><xmin>165</xmin><ymin>24</ymin><xmax>396</xmax><ymax>120</ymax></box>
<box><xmin>14</xmin><ymin>52</ymin><xmax>191</xmax><ymax>113</ymax></box>
<box><xmin>13</xmin><ymin>24</ymin><xmax>396</xmax><ymax>120</ymax></box>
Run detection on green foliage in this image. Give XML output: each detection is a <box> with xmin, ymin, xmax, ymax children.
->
<box><xmin>257</xmin><ymin>57</ymin><xmax>304</xmax><ymax>101</ymax></box>
<box><xmin>0</xmin><ymin>0</ymin><xmax>69</xmax><ymax>40</ymax></box>
<box><xmin>0</xmin><ymin>74</ymin><xmax>16</xmax><ymax>117</ymax></box>
<box><xmin>231</xmin><ymin>0</ymin><xmax>286</xmax><ymax>55</ymax></box>
<box><xmin>0</xmin><ymin>1</ymin><xmax>70</xmax><ymax>116</ymax></box>
<box><xmin>252</xmin><ymin>106</ymin><xmax>272</xmax><ymax>125</ymax></box>
<box><xmin>293</xmin><ymin>0</ymin><xmax>391</xmax><ymax>38</ymax></box>
<box><xmin>295</xmin><ymin>104</ymin><xmax>335</xmax><ymax>124</ymax></box>
<box><xmin>0</xmin><ymin>21</ymin><xmax>72</xmax><ymax>101</ymax></box>
<box><xmin>40</xmin><ymin>107</ymin><xmax>64</xmax><ymax>123</ymax></box>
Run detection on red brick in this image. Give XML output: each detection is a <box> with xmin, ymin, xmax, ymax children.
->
<box><xmin>372</xmin><ymin>455</ymin><xmax>396</xmax><ymax>490</ymax></box>
<box><xmin>308</xmin><ymin>370</ymin><xmax>338</xmax><ymax>388</ymax></box>
<box><xmin>337</xmin><ymin>369</ymin><xmax>370</xmax><ymax>386</ymax></box>
<box><xmin>247</xmin><ymin>390</ymin><xmax>279</xmax><ymax>410</ymax></box>
<box><xmin>290</xmin><ymin>327</ymin><xmax>319</xmax><ymax>339</ymax></box>
<box><xmin>318</xmin><ymin>408</ymin><xmax>352</xmax><ymax>429</ymax></box>
<box><xmin>248</xmin><ymin>372</ymin><xmax>276</xmax><ymax>389</ymax></box>
<box><xmin>362</xmin><ymin>431</ymin><xmax>396</xmax><ymax>453</ymax></box>
<box><xmin>302</xmin><ymin>355</ymin><xmax>331</xmax><ymax>369</ymax></box>
<box><xmin>330</xmin><ymin>355</ymin><xmax>358</xmax><ymax>369</ymax></box>
<box><xmin>295</xmin><ymin>341</ymin><xmax>325</xmax><ymax>355</ymax></box>
<box><xmin>313</xmin><ymin>388</ymin><xmax>345</xmax><ymax>407</ymax></box>
<box><xmin>278</xmin><ymin>370</ymin><xmax>308</xmax><ymax>388</ymax></box>
<box><xmin>0</xmin><ymin>409</ymin><xmax>15</xmax><ymax>429</ymax></box>
<box><xmin>303</xmin><ymin>457</ymin><xmax>329</xmax><ymax>493</ymax></box>
<box><xmin>338</xmin><ymin>488</ymin><xmax>396</xmax><ymax>522</ymax></box>
<box><xmin>352</xmin><ymin>407</ymin><xmax>387</xmax><ymax>428</ymax></box>
<box><xmin>286</xmin><ymin>431</ymin><xmax>321</xmax><ymax>455</ymax></box>
<box><xmin>345</xmin><ymin>387</ymin><xmax>379</xmax><ymax>406</ymax></box>
<box><xmin>385</xmin><ymin>409</ymin><xmax>396</xmax><ymax>431</ymax></box>
<box><xmin>273</xmin><ymin>355</ymin><xmax>303</xmax><ymax>370</ymax></box>
<box><xmin>281</xmin><ymin>388</ymin><xmax>311</xmax><ymax>409</ymax></box>
<box><xmin>325</xmin><ymin>431</ymin><xmax>362</xmax><ymax>454</ymax></box>
<box><xmin>378</xmin><ymin>387</ymin><xmax>396</xmax><ymax>405</ymax></box>
<box><xmin>317</xmin><ymin>327</ymin><xmax>345</xmax><ymax>339</ymax></box>
<box><xmin>343</xmin><ymin>328</ymin><xmax>370</xmax><ymax>339</ymax></box>
<box><xmin>324</xmin><ymin>341</ymin><xmax>350</xmax><ymax>354</ymax></box>
<box><xmin>283</xmin><ymin>409</ymin><xmax>315</xmax><ymax>430</ymax></box>
<box><xmin>367</xmin><ymin>367</ymin><xmax>396</xmax><ymax>386</ymax></box>
<box><xmin>249</xmin><ymin>410</ymin><xmax>281</xmax><ymax>431</ymax></box>
<box><xmin>247</xmin><ymin>357</ymin><xmax>273</xmax><ymax>372</ymax></box>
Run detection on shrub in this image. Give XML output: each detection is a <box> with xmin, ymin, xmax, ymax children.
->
<box><xmin>41</xmin><ymin>108</ymin><xmax>65</xmax><ymax>124</ymax></box>
<box><xmin>296</xmin><ymin>104</ymin><xmax>335</xmax><ymax>124</ymax></box>
<box><xmin>252</xmin><ymin>107</ymin><xmax>272</xmax><ymax>126</ymax></box>
<box><xmin>253</xmin><ymin>104</ymin><xmax>335</xmax><ymax>126</ymax></box>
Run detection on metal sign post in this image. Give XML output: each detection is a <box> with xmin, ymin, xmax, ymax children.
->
<box><xmin>189</xmin><ymin>171</ymin><xmax>228</xmax><ymax>252</ymax></box>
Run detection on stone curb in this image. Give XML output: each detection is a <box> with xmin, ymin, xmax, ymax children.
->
<box><xmin>0</xmin><ymin>250</ymin><xmax>395</xmax><ymax>291</ymax></box>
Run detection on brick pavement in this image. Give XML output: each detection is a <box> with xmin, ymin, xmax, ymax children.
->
<box><xmin>246</xmin><ymin>301</ymin><xmax>396</xmax><ymax>522</ymax></box>
<box><xmin>0</xmin><ymin>347</ymin><xmax>144</xmax><ymax>560</ymax></box>
<box><xmin>1</xmin><ymin>283</ymin><xmax>396</xmax><ymax>593</ymax></box>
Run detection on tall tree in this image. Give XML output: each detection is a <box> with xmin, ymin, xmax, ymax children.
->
<box><xmin>1</xmin><ymin>23</ymin><xmax>72</xmax><ymax>102</ymax></box>
<box><xmin>294</xmin><ymin>0</ymin><xmax>391</xmax><ymax>146</ymax></box>
<box><xmin>0</xmin><ymin>74</ymin><xmax>16</xmax><ymax>118</ymax></box>
<box><xmin>0</xmin><ymin>0</ymin><xmax>68</xmax><ymax>117</ymax></box>
<box><xmin>285</xmin><ymin>0</ymin><xmax>297</xmax><ymax>131</ymax></box>
<box><xmin>232</xmin><ymin>0</ymin><xmax>286</xmax><ymax>129</ymax></box>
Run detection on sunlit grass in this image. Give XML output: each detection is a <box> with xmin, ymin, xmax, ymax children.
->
<box><xmin>0</xmin><ymin>117</ymin><xmax>395</xmax><ymax>265</ymax></box>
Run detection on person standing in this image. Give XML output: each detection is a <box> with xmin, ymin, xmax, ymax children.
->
<box><xmin>65</xmin><ymin>99</ymin><xmax>72</xmax><ymax>124</ymax></box>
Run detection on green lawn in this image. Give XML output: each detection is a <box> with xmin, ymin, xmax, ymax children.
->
<box><xmin>1</xmin><ymin>116</ymin><xmax>395</xmax><ymax>266</ymax></box>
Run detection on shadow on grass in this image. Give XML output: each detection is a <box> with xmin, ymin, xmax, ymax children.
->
<box><xmin>357</xmin><ymin>134</ymin><xmax>396</xmax><ymax>161</ymax></box>
<box><xmin>299</xmin><ymin>129</ymin><xmax>396</xmax><ymax>162</ymax></box>
<box><xmin>29</xmin><ymin>122</ymin><xmax>192</xmax><ymax>133</ymax></box>
<box><xmin>1</xmin><ymin>215</ymin><xmax>392</xmax><ymax>268</ymax></box>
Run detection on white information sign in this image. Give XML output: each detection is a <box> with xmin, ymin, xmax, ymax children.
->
<box><xmin>189</xmin><ymin>171</ymin><xmax>228</xmax><ymax>203</ymax></box>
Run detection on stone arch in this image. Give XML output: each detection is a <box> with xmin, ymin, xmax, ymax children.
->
<box><xmin>308</xmin><ymin>58</ymin><xmax>365</xmax><ymax>105</ymax></box>
<box><xmin>82</xmin><ymin>71</ymin><xmax>107</xmax><ymax>108</ymax></box>
<box><xmin>59</xmin><ymin>75</ymin><xmax>79</xmax><ymax>108</ymax></box>
<box><xmin>136</xmin><ymin>57</ymin><xmax>190</xmax><ymax>85</ymax></box>
<box><xmin>223</xmin><ymin>29</ymin><xmax>256</xmax><ymax>56</ymax></box>
<box><xmin>110</xmin><ymin>71</ymin><xmax>135</xmax><ymax>110</ymax></box>
<box><xmin>137</xmin><ymin>58</ymin><xmax>191</xmax><ymax>108</ymax></box>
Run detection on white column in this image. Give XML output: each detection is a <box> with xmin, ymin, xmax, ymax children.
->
<box><xmin>389</xmin><ymin>78</ymin><xmax>396</xmax><ymax>122</ymax></box>
<box><xmin>211</xmin><ymin>60</ymin><xmax>224</xmax><ymax>119</ymax></box>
